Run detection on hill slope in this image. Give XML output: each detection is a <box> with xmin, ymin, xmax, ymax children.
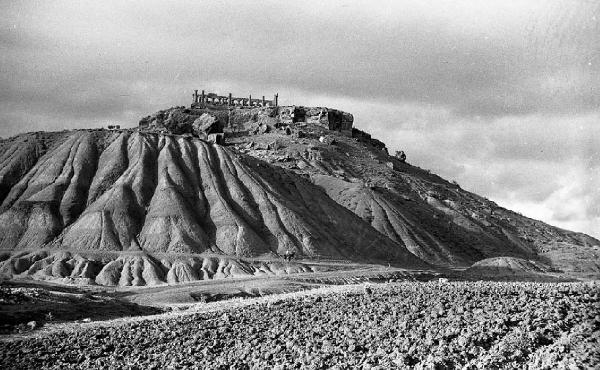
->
<box><xmin>0</xmin><ymin>104</ymin><xmax>598</xmax><ymax>285</ymax></box>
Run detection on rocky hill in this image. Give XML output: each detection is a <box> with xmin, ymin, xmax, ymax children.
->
<box><xmin>0</xmin><ymin>105</ymin><xmax>598</xmax><ymax>286</ymax></box>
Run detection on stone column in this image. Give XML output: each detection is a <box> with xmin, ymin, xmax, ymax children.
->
<box><xmin>262</xmin><ymin>96</ymin><xmax>265</xmax><ymax>106</ymax></box>
<box><xmin>228</xmin><ymin>93</ymin><xmax>232</xmax><ymax>106</ymax></box>
<box><xmin>201</xmin><ymin>90</ymin><xmax>205</xmax><ymax>104</ymax></box>
<box><xmin>193</xmin><ymin>89</ymin><xmax>198</xmax><ymax>103</ymax></box>
<box><xmin>249</xmin><ymin>95</ymin><xmax>252</xmax><ymax>107</ymax></box>
<box><xmin>274</xmin><ymin>93</ymin><xmax>278</xmax><ymax>107</ymax></box>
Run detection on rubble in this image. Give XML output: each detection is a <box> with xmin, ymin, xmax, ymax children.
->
<box><xmin>395</xmin><ymin>150</ymin><xmax>407</xmax><ymax>162</ymax></box>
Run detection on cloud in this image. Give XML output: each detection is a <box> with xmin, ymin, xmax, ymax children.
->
<box><xmin>2</xmin><ymin>1</ymin><xmax>598</xmax><ymax>121</ymax></box>
<box><xmin>372</xmin><ymin>108</ymin><xmax>600</xmax><ymax>237</ymax></box>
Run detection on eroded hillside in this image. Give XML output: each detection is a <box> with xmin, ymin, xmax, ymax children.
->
<box><xmin>0</xmin><ymin>123</ymin><xmax>423</xmax><ymax>286</ymax></box>
<box><xmin>0</xmin><ymin>104</ymin><xmax>598</xmax><ymax>286</ymax></box>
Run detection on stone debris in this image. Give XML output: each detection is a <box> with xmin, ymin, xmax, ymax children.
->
<box><xmin>207</xmin><ymin>132</ymin><xmax>225</xmax><ymax>145</ymax></box>
<box><xmin>258</xmin><ymin>123</ymin><xmax>269</xmax><ymax>134</ymax></box>
<box><xmin>294</xmin><ymin>130</ymin><xmax>306</xmax><ymax>139</ymax></box>
<box><xmin>192</xmin><ymin>113</ymin><xmax>220</xmax><ymax>137</ymax></box>
<box><xmin>395</xmin><ymin>150</ymin><xmax>406</xmax><ymax>162</ymax></box>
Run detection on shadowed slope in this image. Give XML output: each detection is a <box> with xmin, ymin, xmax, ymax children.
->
<box><xmin>313</xmin><ymin>174</ymin><xmax>538</xmax><ymax>267</ymax></box>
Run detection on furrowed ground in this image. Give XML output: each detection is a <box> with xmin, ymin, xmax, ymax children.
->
<box><xmin>1</xmin><ymin>282</ymin><xmax>599</xmax><ymax>369</ymax></box>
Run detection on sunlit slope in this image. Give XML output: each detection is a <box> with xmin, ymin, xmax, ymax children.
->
<box><xmin>0</xmin><ymin>130</ymin><xmax>419</xmax><ymax>264</ymax></box>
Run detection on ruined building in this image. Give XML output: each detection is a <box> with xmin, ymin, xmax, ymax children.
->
<box><xmin>191</xmin><ymin>90</ymin><xmax>278</xmax><ymax>109</ymax></box>
<box><xmin>188</xmin><ymin>90</ymin><xmax>353</xmax><ymax>136</ymax></box>
<box><xmin>136</xmin><ymin>90</ymin><xmax>388</xmax><ymax>150</ymax></box>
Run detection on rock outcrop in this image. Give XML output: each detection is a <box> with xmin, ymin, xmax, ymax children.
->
<box><xmin>138</xmin><ymin>105</ymin><xmax>354</xmax><ymax>141</ymax></box>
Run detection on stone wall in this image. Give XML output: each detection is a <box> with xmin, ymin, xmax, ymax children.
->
<box><xmin>277</xmin><ymin>106</ymin><xmax>353</xmax><ymax>136</ymax></box>
<box><xmin>219</xmin><ymin>105</ymin><xmax>354</xmax><ymax>136</ymax></box>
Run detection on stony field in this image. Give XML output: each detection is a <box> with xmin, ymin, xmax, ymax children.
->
<box><xmin>1</xmin><ymin>281</ymin><xmax>599</xmax><ymax>369</ymax></box>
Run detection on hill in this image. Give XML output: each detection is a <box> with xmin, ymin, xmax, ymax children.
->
<box><xmin>0</xmin><ymin>104</ymin><xmax>598</xmax><ymax>286</ymax></box>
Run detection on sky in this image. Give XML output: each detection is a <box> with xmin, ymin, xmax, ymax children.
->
<box><xmin>1</xmin><ymin>0</ymin><xmax>599</xmax><ymax>238</ymax></box>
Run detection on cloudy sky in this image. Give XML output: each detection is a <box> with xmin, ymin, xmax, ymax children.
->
<box><xmin>1</xmin><ymin>1</ymin><xmax>599</xmax><ymax>238</ymax></box>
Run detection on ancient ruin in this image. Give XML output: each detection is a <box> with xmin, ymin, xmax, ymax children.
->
<box><xmin>137</xmin><ymin>92</ymin><xmax>361</xmax><ymax>144</ymax></box>
<box><xmin>192</xmin><ymin>89</ymin><xmax>278</xmax><ymax>109</ymax></box>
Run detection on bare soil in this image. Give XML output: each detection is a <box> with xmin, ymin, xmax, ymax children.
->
<box><xmin>1</xmin><ymin>281</ymin><xmax>598</xmax><ymax>369</ymax></box>
<box><xmin>0</xmin><ymin>281</ymin><xmax>162</xmax><ymax>335</ymax></box>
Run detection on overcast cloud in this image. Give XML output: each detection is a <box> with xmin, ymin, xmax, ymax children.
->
<box><xmin>1</xmin><ymin>0</ymin><xmax>598</xmax><ymax>237</ymax></box>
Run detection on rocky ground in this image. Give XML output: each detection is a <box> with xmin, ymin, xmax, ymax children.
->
<box><xmin>0</xmin><ymin>282</ymin><xmax>162</xmax><ymax>334</ymax></box>
<box><xmin>1</xmin><ymin>281</ymin><xmax>598</xmax><ymax>369</ymax></box>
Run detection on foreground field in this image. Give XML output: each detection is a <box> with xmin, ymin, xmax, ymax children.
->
<box><xmin>1</xmin><ymin>281</ymin><xmax>599</xmax><ymax>369</ymax></box>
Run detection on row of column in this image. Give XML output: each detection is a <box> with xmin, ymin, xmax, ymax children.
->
<box><xmin>193</xmin><ymin>90</ymin><xmax>278</xmax><ymax>107</ymax></box>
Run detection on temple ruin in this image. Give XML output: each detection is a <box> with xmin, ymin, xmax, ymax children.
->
<box><xmin>138</xmin><ymin>92</ymin><xmax>393</xmax><ymax>149</ymax></box>
<box><xmin>192</xmin><ymin>90</ymin><xmax>278</xmax><ymax>109</ymax></box>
